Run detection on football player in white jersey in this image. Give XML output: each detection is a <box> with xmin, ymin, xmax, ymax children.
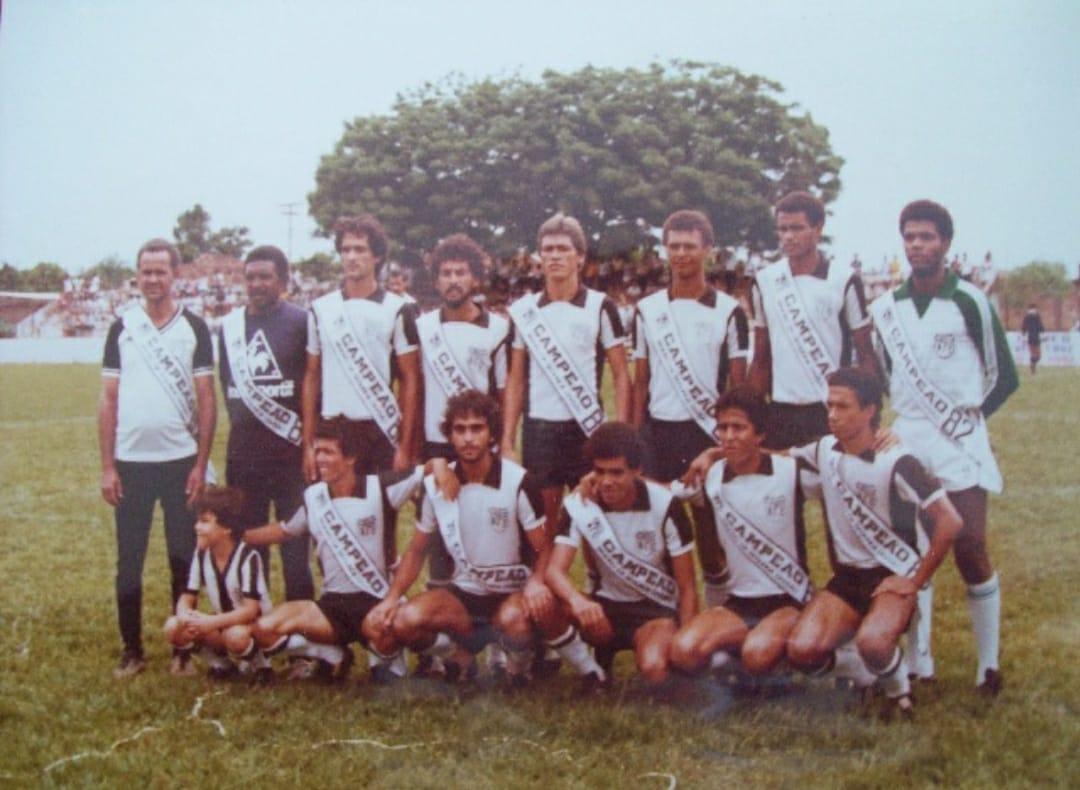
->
<box><xmin>375</xmin><ymin>391</ymin><xmax>603</xmax><ymax>685</ymax></box>
<box><xmin>548</xmin><ymin>423</ymin><xmax>698</xmax><ymax>688</ymax></box>
<box><xmin>785</xmin><ymin>368</ymin><xmax>963</xmax><ymax>716</ymax></box>
<box><xmin>749</xmin><ymin>192</ymin><xmax>876</xmax><ymax>449</ymax></box>
<box><xmin>871</xmin><ymin>200</ymin><xmax>1018</xmax><ymax>694</ymax></box>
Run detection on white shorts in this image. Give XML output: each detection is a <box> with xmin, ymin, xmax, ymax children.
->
<box><xmin>893</xmin><ymin>416</ymin><xmax>1002</xmax><ymax>494</ymax></box>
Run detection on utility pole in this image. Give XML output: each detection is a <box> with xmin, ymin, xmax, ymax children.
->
<box><xmin>280</xmin><ymin>202</ymin><xmax>301</xmax><ymax>260</ymax></box>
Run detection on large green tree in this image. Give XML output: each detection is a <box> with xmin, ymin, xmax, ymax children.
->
<box><xmin>173</xmin><ymin>203</ymin><xmax>252</xmax><ymax>262</ymax></box>
<box><xmin>83</xmin><ymin>255</ymin><xmax>134</xmax><ymax>289</ymax></box>
<box><xmin>998</xmin><ymin>261</ymin><xmax>1072</xmax><ymax>310</ymax></box>
<box><xmin>309</xmin><ymin>60</ymin><xmax>842</xmax><ymax>257</ymax></box>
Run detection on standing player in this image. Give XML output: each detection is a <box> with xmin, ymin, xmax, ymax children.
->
<box><xmin>547</xmin><ymin>422</ymin><xmax>698</xmax><ymax>686</ymax></box>
<box><xmin>164</xmin><ymin>486</ymin><xmax>273</xmax><ymax>681</ymax></box>
<box><xmin>219</xmin><ymin>245</ymin><xmax>312</xmax><ymax>602</ymax></box>
<box><xmin>632</xmin><ymin>209</ymin><xmax>749</xmax><ymax>605</ymax></box>
<box><xmin>416</xmin><ymin>234</ymin><xmax>510</xmax><ymax>462</ymax></box>
<box><xmin>870</xmin><ymin>200</ymin><xmax>1018</xmax><ymax>693</ymax></box>
<box><xmin>302</xmin><ymin>214</ymin><xmax>420</xmax><ymax>480</ymax></box>
<box><xmin>1021</xmin><ymin>303</ymin><xmax>1044</xmax><ymax>375</ymax></box>
<box><xmin>786</xmin><ymin>368</ymin><xmax>963</xmax><ymax>714</ymax></box>
<box><xmin>669</xmin><ymin>387</ymin><xmax>809</xmax><ymax>678</ymax></box>
<box><xmin>244</xmin><ymin>418</ymin><xmax>442</xmax><ymax>682</ymax></box>
<box><xmin>749</xmin><ymin>192</ymin><xmax>876</xmax><ymax>448</ymax></box>
<box><xmin>99</xmin><ymin>238</ymin><xmax>216</xmax><ymax>678</ymax></box>
<box><xmin>374</xmin><ymin>391</ymin><xmax>603</xmax><ymax>683</ymax></box>
<box><xmin>501</xmin><ymin>213</ymin><xmax>631</xmax><ymax>531</ymax></box>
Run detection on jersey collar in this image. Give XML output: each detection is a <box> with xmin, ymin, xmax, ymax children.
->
<box><xmin>830</xmin><ymin>441</ymin><xmax>876</xmax><ymax>462</ymax></box>
<box><xmin>452</xmin><ymin>454</ymin><xmax>502</xmax><ymax>488</ymax></box>
<box><xmin>599</xmin><ymin>478</ymin><xmax>650</xmax><ymax>512</ymax></box>
<box><xmin>340</xmin><ymin>285</ymin><xmax>388</xmax><ymax>303</ymax></box>
<box><xmin>668</xmin><ymin>285</ymin><xmax>717</xmax><ymax>307</ymax></box>
<box><xmin>439</xmin><ymin>306</ymin><xmax>490</xmax><ymax>328</ymax></box>
<box><xmin>538</xmin><ymin>285</ymin><xmax>587</xmax><ymax>308</ymax></box>
<box><xmin>722</xmin><ymin>453</ymin><xmax>774</xmax><ymax>482</ymax></box>
<box><xmin>895</xmin><ymin>269</ymin><xmax>959</xmax><ymax>301</ymax></box>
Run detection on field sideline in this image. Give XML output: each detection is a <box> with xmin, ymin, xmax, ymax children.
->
<box><xmin>0</xmin><ymin>364</ymin><xmax>1077</xmax><ymax>787</ymax></box>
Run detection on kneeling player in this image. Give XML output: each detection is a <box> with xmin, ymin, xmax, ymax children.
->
<box><xmin>670</xmin><ymin>387</ymin><xmax>809</xmax><ymax>678</ymax></box>
<box><xmin>785</xmin><ymin>368</ymin><xmax>962</xmax><ymax>714</ymax></box>
<box><xmin>374</xmin><ymin>391</ymin><xmax>603</xmax><ymax>684</ymax></box>
<box><xmin>245</xmin><ymin>417</ymin><xmax>441</xmax><ymax>682</ymax></box>
<box><xmin>164</xmin><ymin>486</ymin><xmax>273</xmax><ymax>681</ymax></box>
<box><xmin>547</xmin><ymin>422</ymin><xmax>698</xmax><ymax>687</ymax></box>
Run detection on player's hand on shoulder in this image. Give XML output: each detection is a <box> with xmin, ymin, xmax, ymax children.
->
<box><xmin>430</xmin><ymin>460</ymin><xmax>460</xmax><ymax>502</ymax></box>
<box><xmin>872</xmin><ymin>426</ymin><xmax>900</xmax><ymax>453</ymax></box>
<box><xmin>575</xmin><ymin>472</ymin><xmax>599</xmax><ymax>503</ymax></box>
<box><xmin>681</xmin><ymin>448</ymin><xmax>716</xmax><ymax>488</ymax></box>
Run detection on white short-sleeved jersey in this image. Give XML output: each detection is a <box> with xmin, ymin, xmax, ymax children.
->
<box><xmin>792</xmin><ymin>436</ymin><xmax>945</xmax><ymax>571</ymax></box>
<box><xmin>307</xmin><ymin>288</ymin><xmax>419</xmax><ymax>420</ymax></box>
<box><xmin>416</xmin><ymin>308</ymin><xmax>510</xmax><ymax>443</ymax></box>
<box><xmin>633</xmin><ymin>288</ymin><xmax>749</xmax><ymax>421</ymax></box>
<box><xmin>700</xmin><ymin>454</ymin><xmax>809</xmax><ymax>599</ymax></box>
<box><xmin>417</xmin><ymin>457</ymin><xmax>545</xmax><ymax>595</ymax></box>
<box><xmin>102</xmin><ymin>307</ymin><xmax>214</xmax><ymax>462</ymax></box>
<box><xmin>750</xmin><ymin>257</ymin><xmax>869</xmax><ymax>405</ymax></box>
<box><xmin>556</xmin><ymin>479</ymin><xmax>694</xmax><ymax>603</ymax></box>
<box><xmin>283</xmin><ymin>468</ymin><xmax>423</xmax><ymax>594</ymax></box>
<box><xmin>510</xmin><ymin>287</ymin><xmax>625</xmax><ymax>421</ymax></box>
<box><xmin>184</xmin><ymin>541</ymin><xmax>272</xmax><ymax>616</ymax></box>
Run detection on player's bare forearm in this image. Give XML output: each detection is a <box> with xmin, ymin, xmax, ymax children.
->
<box><xmin>175</xmin><ymin>592</ymin><xmax>198</xmax><ymax>617</ymax></box>
<box><xmin>387</xmin><ymin>531</ymin><xmax>429</xmax><ymax>600</ymax></box>
<box><xmin>396</xmin><ymin>351</ymin><xmax>421</xmax><ymax>466</ymax></box>
<box><xmin>911</xmin><ymin>496</ymin><xmax>964</xmax><ymax>590</ymax></box>
<box><xmin>501</xmin><ymin>349</ymin><xmax>526</xmax><ymax>454</ymax></box>
<box><xmin>201</xmin><ymin>598</ymin><xmax>260</xmax><ymax>632</ymax></box>
<box><xmin>98</xmin><ymin>378</ymin><xmax>123</xmax><ymax>505</ymax></box>
<box><xmin>244</xmin><ymin>522</ymin><xmax>289</xmax><ymax>546</ymax></box>
<box><xmin>526</xmin><ymin>526</ymin><xmax>554</xmax><ymax>582</ymax></box>
<box><xmin>748</xmin><ymin>328</ymin><xmax>771</xmax><ymax>396</ymax></box>
<box><xmin>673</xmin><ymin>552</ymin><xmax>699</xmax><ymax>625</ymax></box>
<box><xmin>852</xmin><ymin>325</ymin><xmax>879</xmax><ymax>383</ymax></box>
<box><xmin>608</xmin><ymin>345</ymin><xmax>632</xmax><ymax>423</ymax></box>
<box><xmin>193</xmin><ymin>374</ymin><xmax>216</xmax><ymax>471</ymax></box>
<box><xmin>631</xmin><ymin>358</ymin><xmax>649</xmax><ymax>429</ymax></box>
<box><xmin>544</xmin><ymin>544</ymin><xmax>580</xmax><ymax>606</ymax></box>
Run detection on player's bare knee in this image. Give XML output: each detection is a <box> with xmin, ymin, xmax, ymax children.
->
<box><xmin>669</xmin><ymin>630</ymin><xmax>704</xmax><ymax>671</ymax></box>
<box><xmin>223</xmin><ymin>625</ymin><xmax>251</xmax><ymax>654</ymax></box>
<box><xmin>855</xmin><ymin>629</ymin><xmax>894</xmax><ymax>672</ymax></box>
<box><xmin>391</xmin><ymin>603</ymin><xmax>424</xmax><ymax>641</ymax></box>
<box><xmin>163</xmin><ymin>616</ymin><xmax>182</xmax><ymax>644</ymax></box>
<box><xmin>638</xmin><ymin>653</ymin><xmax>670</xmax><ymax>684</ymax></box>
<box><xmin>742</xmin><ymin>636</ymin><xmax>780</xmax><ymax>676</ymax></box>
<box><xmin>786</xmin><ymin>631</ymin><xmax>826</xmax><ymax>669</ymax></box>
<box><xmin>493</xmin><ymin>601</ymin><xmax>527</xmax><ymax>634</ymax></box>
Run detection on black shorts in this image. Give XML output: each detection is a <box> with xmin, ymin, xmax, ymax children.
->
<box><xmin>596</xmin><ymin>597</ymin><xmax>676</xmax><ymax>652</ymax></box>
<box><xmin>316</xmin><ymin>591</ymin><xmax>381</xmax><ymax>645</ymax></box>
<box><xmin>422</xmin><ymin>441</ymin><xmax>455</xmax><ymax>462</ymax></box>
<box><xmin>825</xmin><ymin>566</ymin><xmax>893</xmax><ymax>616</ymax></box>
<box><xmin>764</xmin><ymin>402</ymin><xmax>828</xmax><ymax>450</ymax></box>
<box><xmin>724</xmin><ymin>594</ymin><xmax>802</xmax><ymax>628</ymax></box>
<box><xmin>522</xmin><ymin>418</ymin><xmax>588</xmax><ymax>489</ymax></box>
<box><xmin>641</xmin><ymin>418</ymin><xmax>715</xmax><ymax>483</ymax></box>
<box><xmin>337</xmin><ymin>419</ymin><xmax>395</xmax><ymax>475</ymax></box>
<box><xmin>448</xmin><ymin>585</ymin><xmax>510</xmax><ymax>653</ymax></box>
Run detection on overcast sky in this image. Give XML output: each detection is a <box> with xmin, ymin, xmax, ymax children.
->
<box><xmin>1</xmin><ymin>0</ymin><xmax>1077</xmax><ymax>274</ymax></box>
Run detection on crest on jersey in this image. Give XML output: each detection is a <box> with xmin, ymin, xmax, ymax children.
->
<box><xmin>635</xmin><ymin>531</ymin><xmax>657</xmax><ymax>554</ymax></box>
<box><xmin>488</xmin><ymin>507</ymin><xmax>510</xmax><ymax>533</ymax></box>
<box><xmin>246</xmin><ymin>329</ymin><xmax>283</xmax><ymax>381</ymax></box>
<box><xmin>855</xmin><ymin>482</ymin><xmax>877</xmax><ymax>507</ymax></box>
<box><xmin>656</xmin><ymin>312</ymin><xmax>670</xmax><ymax>327</ymax></box>
<box><xmin>933</xmin><ymin>333</ymin><xmax>956</xmax><ymax>359</ymax></box>
<box><xmin>585</xmin><ymin>518</ymin><xmax>601</xmax><ymax>535</ymax></box>
<box><xmin>467</xmin><ymin>347</ymin><xmax>488</xmax><ymax>377</ymax></box>
<box><xmin>357</xmin><ymin>516</ymin><xmax>377</xmax><ymax>537</ymax></box>
<box><xmin>765</xmin><ymin>495</ymin><xmax>786</xmax><ymax>519</ymax></box>
<box><xmin>571</xmin><ymin>321</ymin><xmax>592</xmax><ymax>348</ymax></box>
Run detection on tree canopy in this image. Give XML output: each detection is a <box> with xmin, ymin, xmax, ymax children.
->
<box><xmin>173</xmin><ymin>204</ymin><xmax>252</xmax><ymax>262</ymax></box>
<box><xmin>998</xmin><ymin>260</ymin><xmax>1072</xmax><ymax>310</ymax></box>
<box><xmin>309</xmin><ymin>60</ymin><xmax>842</xmax><ymax>258</ymax></box>
<box><xmin>83</xmin><ymin>255</ymin><xmax>134</xmax><ymax>289</ymax></box>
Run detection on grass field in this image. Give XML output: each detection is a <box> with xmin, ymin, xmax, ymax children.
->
<box><xmin>1</xmin><ymin>364</ymin><xmax>1077</xmax><ymax>787</ymax></box>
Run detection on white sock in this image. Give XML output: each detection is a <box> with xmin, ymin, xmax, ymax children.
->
<box><xmin>423</xmin><ymin>633</ymin><xmax>457</xmax><ymax>659</ymax></box>
<box><xmin>904</xmin><ymin>583</ymin><xmax>935</xmax><ymax>679</ymax></box>
<box><xmin>369</xmin><ymin>649</ymin><xmax>407</xmax><ymax>677</ymax></box>
<box><xmin>709</xmin><ymin>651</ymin><xmax>734</xmax><ymax>673</ymax></box>
<box><xmin>967</xmin><ymin>573</ymin><xmax>1001</xmax><ymax>683</ymax></box>
<box><xmin>547</xmin><ymin>627</ymin><xmax>603</xmax><ymax>678</ymax></box>
<box><xmin>198</xmin><ymin>646</ymin><xmax>232</xmax><ymax>670</ymax></box>
<box><xmin>874</xmin><ymin>647</ymin><xmax>911</xmax><ymax>700</ymax></box>
<box><xmin>286</xmin><ymin>635</ymin><xmax>346</xmax><ymax>666</ymax></box>
<box><xmin>487</xmin><ymin>642</ymin><xmax>508</xmax><ymax>669</ymax></box>
<box><xmin>835</xmin><ymin>641</ymin><xmax>877</xmax><ymax>689</ymax></box>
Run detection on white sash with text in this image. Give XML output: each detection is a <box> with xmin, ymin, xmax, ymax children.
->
<box><xmin>564</xmin><ymin>494</ymin><xmax>677</xmax><ymax>609</ymax></box>
<box><xmin>304</xmin><ymin>482</ymin><xmax>389</xmax><ymax>597</ymax></box>
<box><xmin>757</xmin><ymin>263</ymin><xmax>834</xmax><ymax>400</ymax></box>
<box><xmin>705</xmin><ymin>462</ymin><xmax>810</xmax><ymax>602</ymax></box>
<box><xmin>419</xmin><ymin>317</ymin><xmax>482</xmax><ymax>398</ymax></box>
<box><xmin>824</xmin><ymin>448</ymin><xmax>919</xmax><ymax>578</ymax></box>
<box><xmin>222</xmin><ymin>310</ymin><xmax>302</xmax><ymax>446</ymax></box>
<box><xmin>423</xmin><ymin>475</ymin><xmax>530</xmax><ymax>594</ymax></box>
<box><xmin>639</xmin><ymin>293</ymin><xmax>720</xmax><ymax>440</ymax></box>
<box><xmin>315</xmin><ymin>292</ymin><xmax>400</xmax><ymax>447</ymax></box>
<box><xmin>508</xmin><ymin>298</ymin><xmax>604</xmax><ymax>436</ymax></box>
